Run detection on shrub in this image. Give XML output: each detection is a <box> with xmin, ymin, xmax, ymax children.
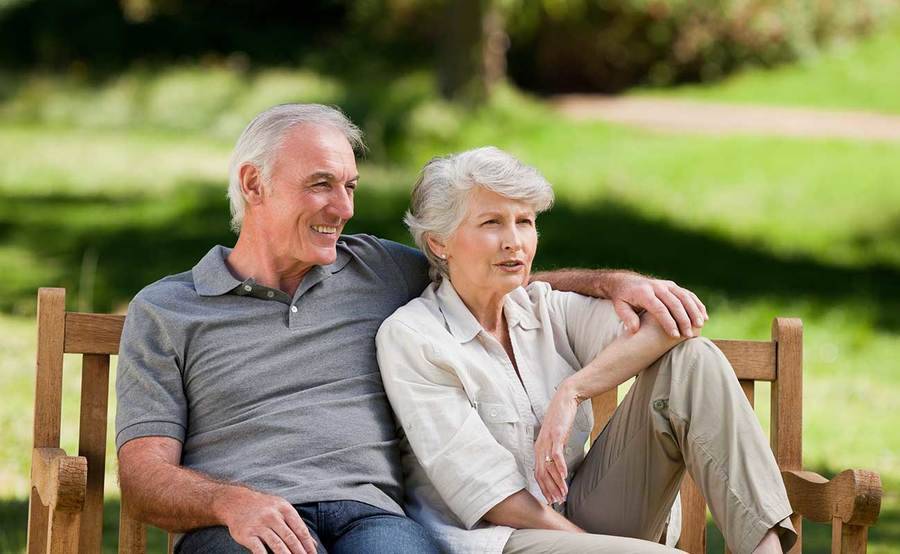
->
<box><xmin>505</xmin><ymin>0</ymin><xmax>898</xmax><ymax>92</ymax></box>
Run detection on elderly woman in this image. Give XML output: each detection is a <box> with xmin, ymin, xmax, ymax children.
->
<box><xmin>375</xmin><ymin>147</ymin><xmax>796</xmax><ymax>554</ymax></box>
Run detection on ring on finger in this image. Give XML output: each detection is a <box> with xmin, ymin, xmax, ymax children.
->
<box><xmin>544</xmin><ymin>455</ymin><xmax>554</xmax><ymax>464</ymax></box>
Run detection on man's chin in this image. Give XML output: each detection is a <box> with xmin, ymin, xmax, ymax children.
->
<box><xmin>313</xmin><ymin>247</ymin><xmax>338</xmax><ymax>266</ymax></box>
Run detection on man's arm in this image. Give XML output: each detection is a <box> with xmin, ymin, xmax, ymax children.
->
<box><xmin>118</xmin><ymin>437</ymin><xmax>318</xmax><ymax>554</ymax></box>
<box><xmin>531</xmin><ymin>268</ymin><xmax>708</xmax><ymax>338</ymax></box>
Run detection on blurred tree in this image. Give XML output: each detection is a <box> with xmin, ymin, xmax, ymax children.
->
<box><xmin>437</xmin><ymin>0</ymin><xmax>509</xmax><ymax>104</ymax></box>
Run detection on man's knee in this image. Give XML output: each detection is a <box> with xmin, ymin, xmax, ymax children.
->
<box><xmin>176</xmin><ymin>526</ymin><xmax>245</xmax><ymax>554</ymax></box>
<box><xmin>335</xmin><ymin>513</ymin><xmax>440</xmax><ymax>554</ymax></box>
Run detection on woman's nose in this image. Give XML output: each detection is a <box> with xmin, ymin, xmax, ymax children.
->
<box><xmin>501</xmin><ymin>225</ymin><xmax>522</xmax><ymax>251</ymax></box>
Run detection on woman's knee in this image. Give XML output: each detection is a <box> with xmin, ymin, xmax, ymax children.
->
<box><xmin>665</xmin><ymin>337</ymin><xmax>732</xmax><ymax>383</ymax></box>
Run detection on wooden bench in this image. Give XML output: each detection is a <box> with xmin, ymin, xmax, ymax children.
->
<box><xmin>27</xmin><ymin>287</ymin><xmax>883</xmax><ymax>553</ymax></box>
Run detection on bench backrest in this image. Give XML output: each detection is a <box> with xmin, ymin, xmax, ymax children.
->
<box><xmin>27</xmin><ymin>287</ymin><xmax>802</xmax><ymax>553</ymax></box>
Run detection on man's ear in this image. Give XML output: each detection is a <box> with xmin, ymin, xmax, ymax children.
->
<box><xmin>426</xmin><ymin>234</ymin><xmax>447</xmax><ymax>259</ymax></box>
<box><xmin>239</xmin><ymin>163</ymin><xmax>265</xmax><ymax>206</ymax></box>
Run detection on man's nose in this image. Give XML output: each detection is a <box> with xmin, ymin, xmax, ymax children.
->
<box><xmin>330</xmin><ymin>186</ymin><xmax>354</xmax><ymax>221</ymax></box>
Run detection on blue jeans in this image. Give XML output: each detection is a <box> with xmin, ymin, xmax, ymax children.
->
<box><xmin>176</xmin><ymin>500</ymin><xmax>440</xmax><ymax>554</ymax></box>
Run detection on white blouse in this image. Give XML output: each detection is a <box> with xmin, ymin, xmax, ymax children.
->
<box><xmin>376</xmin><ymin>280</ymin><xmax>623</xmax><ymax>553</ymax></box>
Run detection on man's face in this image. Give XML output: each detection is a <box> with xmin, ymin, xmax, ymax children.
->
<box><xmin>256</xmin><ymin>124</ymin><xmax>358</xmax><ymax>267</ymax></box>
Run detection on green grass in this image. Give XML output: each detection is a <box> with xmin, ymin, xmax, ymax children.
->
<box><xmin>636</xmin><ymin>16</ymin><xmax>900</xmax><ymax>114</ymax></box>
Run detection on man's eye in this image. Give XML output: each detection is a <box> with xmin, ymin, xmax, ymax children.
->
<box><xmin>347</xmin><ymin>183</ymin><xmax>357</xmax><ymax>192</ymax></box>
<box><xmin>518</xmin><ymin>219</ymin><xmax>534</xmax><ymax>226</ymax></box>
<box><xmin>482</xmin><ymin>219</ymin><xmax>499</xmax><ymax>225</ymax></box>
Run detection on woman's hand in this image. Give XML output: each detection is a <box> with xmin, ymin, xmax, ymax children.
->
<box><xmin>534</xmin><ymin>381</ymin><xmax>580</xmax><ymax>505</ymax></box>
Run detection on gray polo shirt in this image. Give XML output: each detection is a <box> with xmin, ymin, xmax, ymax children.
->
<box><xmin>115</xmin><ymin>234</ymin><xmax>429</xmax><ymax>515</ymax></box>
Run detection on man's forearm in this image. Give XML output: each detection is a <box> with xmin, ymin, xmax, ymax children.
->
<box><xmin>530</xmin><ymin>268</ymin><xmax>640</xmax><ymax>299</ymax></box>
<box><xmin>121</xmin><ymin>458</ymin><xmax>238</xmax><ymax>532</ymax></box>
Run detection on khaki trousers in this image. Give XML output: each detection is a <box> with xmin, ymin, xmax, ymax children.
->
<box><xmin>555</xmin><ymin>337</ymin><xmax>796</xmax><ymax>554</ymax></box>
<box><xmin>503</xmin><ymin>528</ymin><xmax>680</xmax><ymax>554</ymax></box>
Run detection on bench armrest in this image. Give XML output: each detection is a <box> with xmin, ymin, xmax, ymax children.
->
<box><xmin>31</xmin><ymin>447</ymin><xmax>87</xmax><ymax>513</ymax></box>
<box><xmin>782</xmin><ymin>469</ymin><xmax>882</xmax><ymax>526</ymax></box>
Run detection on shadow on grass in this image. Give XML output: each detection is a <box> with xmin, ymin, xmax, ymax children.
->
<box><xmin>0</xmin><ymin>498</ymin><xmax>168</xmax><ymax>553</ymax></box>
<box><xmin>0</xmin><ymin>183</ymin><xmax>898</xmax><ymax>328</ymax></box>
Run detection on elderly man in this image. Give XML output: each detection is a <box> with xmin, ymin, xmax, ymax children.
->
<box><xmin>116</xmin><ymin>104</ymin><xmax>708</xmax><ymax>554</ymax></box>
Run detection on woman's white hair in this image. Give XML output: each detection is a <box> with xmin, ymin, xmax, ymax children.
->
<box><xmin>227</xmin><ymin>103</ymin><xmax>365</xmax><ymax>232</ymax></box>
<box><xmin>405</xmin><ymin>146</ymin><xmax>555</xmax><ymax>282</ymax></box>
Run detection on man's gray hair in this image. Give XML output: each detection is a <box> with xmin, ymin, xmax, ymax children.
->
<box><xmin>405</xmin><ymin>146</ymin><xmax>555</xmax><ymax>281</ymax></box>
<box><xmin>227</xmin><ymin>103</ymin><xmax>365</xmax><ymax>232</ymax></box>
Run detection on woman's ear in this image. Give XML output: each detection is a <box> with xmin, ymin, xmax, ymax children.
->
<box><xmin>426</xmin><ymin>234</ymin><xmax>447</xmax><ymax>260</ymax></box>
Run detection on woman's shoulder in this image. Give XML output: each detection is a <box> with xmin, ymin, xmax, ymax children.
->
<box><xmin>515</xmin><ymin>281</ymin><xmax>616</xmax><ymax>321</ymax></box>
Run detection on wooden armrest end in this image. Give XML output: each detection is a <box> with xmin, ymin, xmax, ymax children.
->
<box><xmin>31</xmin><ymin>447</ymin><xmax>87</xmax><ymax>513</ymax></box>
<box><xmin>782</xmin><ymin>469</ymin><xmax>882</xmax><ymax>527</ymax></box>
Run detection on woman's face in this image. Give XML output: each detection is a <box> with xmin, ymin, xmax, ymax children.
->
<box><xmin>438</xmin><ymin>187</ymin><xmax>538</xmax><ymax>296</ymax></box>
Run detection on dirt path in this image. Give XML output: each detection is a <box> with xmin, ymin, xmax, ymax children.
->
<box><xmin>553</xmin><ymin>95</ymin><xmax>900</xmax><ymax>141</ymax></box>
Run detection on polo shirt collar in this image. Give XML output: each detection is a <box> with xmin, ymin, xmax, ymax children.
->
<box><xmin>192</xmin><ymin>242</ymin><xmax>353</xmax><ymax>297</ymax></box>
<box><xmin>435</xmin><ymin>279</ymin><xmax>540</xmax><ymax>343</ymax></box>
<box><xmin>193</xmin><ymin>245</ymin><xmax>242</xmax><ymax>296</ymax></box>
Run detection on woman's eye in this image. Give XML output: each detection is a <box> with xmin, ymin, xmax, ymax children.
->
<box><xmin>518</xmin><ymin>219</ymin><xmax>534</xmax><ymax>226</ymax></box>
<box><xmin>482</xmin><ymin>219</ymin><xmax>499</xmax><ymax>226</ymax></box>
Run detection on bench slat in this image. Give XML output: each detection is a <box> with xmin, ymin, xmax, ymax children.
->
<box><xmin>714</xmin><ymin>340</ymin><xmax>776</xmax><ymax>381</ymax></box>
<box><xmin>78</xmin><ymin>354</ymin><xmax>110</xmax><ymax>554</ymax></box>
<box><xmin>64</xmin><ymin>313</ymin><xmax>124</xmax><ymax>355</ymax></box>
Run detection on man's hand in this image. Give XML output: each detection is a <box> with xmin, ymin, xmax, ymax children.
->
<box><xmin>606</xmin><ymin>274</ymin><xmax>708</xmax><ymax>338</ymax></box>
<box><xmin>217</xmin><ymin>487</ymin><xmax>318</xmax><ymax>554</ymax></box>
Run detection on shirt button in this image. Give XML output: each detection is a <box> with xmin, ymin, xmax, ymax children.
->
<box><xmin>243</xmin><ymin>284</ymin><xmax>252</xmax><ymax>292</ymax></box>
<box><xmin>290</xmin><ymin>306</ymin><xmax>298</xmax><ymax>313</ymax></box>
<box><xmin>489</xmin><ymin>409</ymin><xmax>498</xmax><ymax>417</ymax></box>
<box><xmin>565</xmin><ymin>446</ymin><xmax>572</xmax><ymax>455</ymax></box>
<box><xmin>266</xmin><ymin>291</ymin><xmax>274</xmax><ymax>298</ymax></box>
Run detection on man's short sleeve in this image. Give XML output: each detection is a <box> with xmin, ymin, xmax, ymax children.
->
<box><xmin>115</xmin><ymin>292</ymin><xmax>188</xmax><ymax>451</ymax></box>
<box><xmin>378</xmin><ymin>238</ymin><xmax>431</xmax><ymax>299</ymax></box>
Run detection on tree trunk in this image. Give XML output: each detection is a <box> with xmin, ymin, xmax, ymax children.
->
<box><xmin>438</xmin><ymin>0</ymin><xmax>507</xmax><ymax>103</ymax></box>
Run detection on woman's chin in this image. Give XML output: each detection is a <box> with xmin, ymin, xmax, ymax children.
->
<box><xmin>489</xmin><ymin>273</ymin><xmax>528</xmax><ymax>293</ymax></box>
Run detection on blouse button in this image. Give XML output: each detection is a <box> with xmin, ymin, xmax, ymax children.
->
<box><xmin>290</xmin><ymin>306</ymin><xmax>298</xmax><ymax>313</ymax></box>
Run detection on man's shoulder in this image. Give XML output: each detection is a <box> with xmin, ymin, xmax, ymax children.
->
<box><xmin>378</xmin><ymin>285</ymin><xmax>442</xmax><ymax>335</ymax></box>
<box><xmin>129</xmin><ymin>270</ymin><xmax>197</xmax><ymax>311</ymax></box>
<box><xmin>338</xmin><ymin>233</ymin><xmax>384</xmax><ymax>254</ymax></box>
